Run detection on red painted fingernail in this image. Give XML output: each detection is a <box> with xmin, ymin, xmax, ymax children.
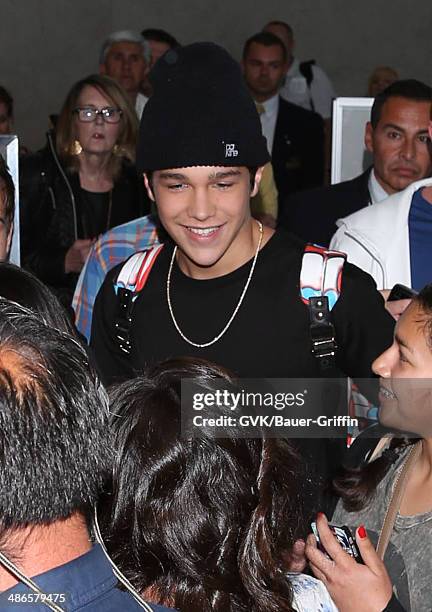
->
<box><xmin>358</xmin><ymin>525</ymin><xmax>367</xmax><ymax>539</ymax></box>
<box><xmin>317</xmin><ymin>512</ymin><xmax>326</xmax><ymax>518</ymax></box>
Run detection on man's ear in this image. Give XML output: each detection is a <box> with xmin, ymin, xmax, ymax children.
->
<box><xmin>365</xmin><ymin>121</ymin><xmax>374</xmax><ymax>153</ymax></box>
<box><xmin>143</xmin><ymin>173</ymin><xmax>155</xmax><ymax>201</ymax></box>
<box><xmin>428</xmin><ymin>120</ymin><xmax>432</xmax><ymax>142</ymax></box>
<box><xmin>251</xmin><ymin>165</ymin><xmax>266</xmax><ymax>197</ymax></box>
<box><xmin>99</xmin><ymin>63</ymin><xmax>107</xmax><ymax>76</ymax></box>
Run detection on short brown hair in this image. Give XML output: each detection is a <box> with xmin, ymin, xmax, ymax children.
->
<box><xmin>0</xmin><ymin>155</ymin><xmax>15</xmax><ymax>230</ymax></box>
<box><xmin>56</xmin><ymin>74</ymin><xmax>138</xmax><ymax>179</ymax></box>
<box><xmin>243</xmin><ymin>31</ymin><xmax>287</xmax><ymax>63</ymax></box>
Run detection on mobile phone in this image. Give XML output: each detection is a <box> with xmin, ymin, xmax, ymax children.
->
<box><xmin>311</xmin><ymin>521</ymin><xmax>363</xmax><ymax>563</ymax></box>
<box><xmin>387</xmin><ymin>284</ymin><xmax>417</xmax><ymax>302</ymax></box>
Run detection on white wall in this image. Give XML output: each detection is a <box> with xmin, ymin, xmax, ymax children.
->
<box><xmin>1</xmin><ymin>0</ymin><xmax>431</xmax><ymax>151</ymax></box>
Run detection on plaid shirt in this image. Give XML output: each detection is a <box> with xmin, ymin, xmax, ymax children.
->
<box><xmin>72</xmin><ymin>216</ymin><xmax>159</xmax><ymax>341</ymax></box>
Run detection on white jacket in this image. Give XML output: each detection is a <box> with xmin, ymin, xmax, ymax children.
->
<box><xmin>330</xmin><ymin>177</ymin><xmax>432</xmax><ymax>290</ymax></box>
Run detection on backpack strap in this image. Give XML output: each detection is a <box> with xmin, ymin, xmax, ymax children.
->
<box><xmin>113</xmin><ymin>244</ymin><xmax>164</xmax><ymax>354</ymax></box>
<box><xmin>356</xmin><ymin>432</ymin><xmax>421</xmax><ymax>560</ymax></box>
<box><xmin>376</xmin><ymin>440</ymin><xmax>422</xmax><ymax>560</ymax></box>
<box><xmin>299</xmin><ymin>59</ymin><xmax>316</xmax><ymax>87</ymax></box>
<box><xmin>300</xmin><ymin>244</ymin><xmax>346</xmax><ymax>371</ymax></box>
<box><xmin>299</xmin><ymin>60</ymin><xmax>316</xmax><ymax>111</ymax></box>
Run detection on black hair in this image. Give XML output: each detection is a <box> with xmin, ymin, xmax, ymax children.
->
<box><xmin>416</xmin><ymin>283</ymin><xmax>432</xmax><ymax>350</ymax></box>
<box><xmin>0</xmin><ymin>263</ymin><xmax>77</xmax><ymax>336</ymax></box>
<box><xmin>243</xmin><ymin>32</ymin><xmax>287</xmax><ymax>63</ymax></box>
<box><xmin>0</xmin><ymin>155</ymin><xmax>15</xmax><ymax>231</ymax></box>
<box><xmin>0</xmin><ymin>299</ymin><xmax>110</xmax><ymax>528</ymax></box>
<box><xmin>141</xmin><ymin>28</ymin><xmax>180</xmax><ymax>49</ymax></box>
<box><xmin>100</xmin><ymin>357</ymin><xmax>306</xmax><ymax>611</ymax></box>
<box><xmin>334</xmin><ymin>283</ymin><xmax>432</xmax><ymax>512</ymax></box>
<box><xmin>370</xmin><ymin>79</ymin><xmax>432</xmax><ymax>129</ymax></box>
<box><xmin>0</xmin><ymin>86</ymin><xmax>13</xmax><ymax>119</ymax></box>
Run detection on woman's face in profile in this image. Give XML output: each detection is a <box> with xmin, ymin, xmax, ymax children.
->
<box><xmin>74</xmin><ymin>85</ymin><xmax>122</xmax><ymax>157</ymax></box>
<box><xmin>373</xmin><ymin>301</ymin><xmax>432</xmax><ymax>436</ymax></box>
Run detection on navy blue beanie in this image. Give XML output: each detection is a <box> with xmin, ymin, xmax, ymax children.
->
<box><xmin>136</xmin><ymin>42</ymin><xmax>269</xmax><ymax>172</ymax></box>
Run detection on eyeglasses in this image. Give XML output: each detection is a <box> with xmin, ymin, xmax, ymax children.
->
<box><xmin>74</xmin><ymin>107</ymin><xmax>123</xmax><ymax>124</ymax></box>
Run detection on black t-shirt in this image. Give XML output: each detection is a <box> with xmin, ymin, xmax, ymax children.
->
<box><xmin>91</xmin><ymin>229</ymin><xmax>395</xmax><ymax>516</ymax></box>
<box><xmin>91</xmin><ymin>229</ymin><xmax>394</xmax><ymax>385</ymax></box>
<box><xmin>78</xmin><ymin>190</ymin><xmax>111</xmax><ymax>239</ymax></box>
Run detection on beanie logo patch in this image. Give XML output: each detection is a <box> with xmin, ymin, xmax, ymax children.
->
<box><xmin>224</xmin><ymin>143</ymin><xmax>239</xmax><ymax>158</ymax></box>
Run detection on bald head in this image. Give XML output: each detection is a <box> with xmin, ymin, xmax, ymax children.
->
<box><xmin>263</xmin><ymin>21</ymin><xmax>294</xmax><ymax>63</ymax></box>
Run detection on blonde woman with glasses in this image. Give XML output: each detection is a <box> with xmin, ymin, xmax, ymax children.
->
<box><xmin>20</xmin><ymin>74</ymin><xmax>143</xmax><ymax>306</ymax></box>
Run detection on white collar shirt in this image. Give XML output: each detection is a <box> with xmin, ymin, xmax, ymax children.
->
<box><xmin>256</xmin><ymin>94</ymin><xmax>279</xmax><ymax>155</ymax></box>
<box><xmin>368</xmin><ymin>169</ymin><xmax>391</xmax><ymax>205</ymax></box>
<box><xmin>135</xmin><ymin>92</ymin><xmax>149</xmax><ymax>120</ymax></box>
<box><xmin>280</xmin><ymin>57</ymin><xmax>335</xmax><ymax>119</ymax></box>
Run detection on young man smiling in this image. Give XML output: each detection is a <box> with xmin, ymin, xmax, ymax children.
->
<box><xmin>91</xmin><ymin>43</ymin><xmax>394</xmax><ymax>496</ymax></box>
<box><xmin>144</xmin><ymin>165</ymin><xmax>266</xmax><ymax>278</ymax></box>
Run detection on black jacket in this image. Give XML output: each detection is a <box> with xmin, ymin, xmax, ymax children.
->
<box><xmin>272</xmin><ymin>97</ymin><xmax>325</xmax><ymax>207</ymax></box>
<box><xmin>279</xmin><ymin>168</ymin><xmax>371</xmax><ymax>247</ymax></box>
<box><xmin>20</xmin><ymin>133</ymin><xmax>145</xmax><ymax>305</ymax></box>
<box><xmin>384</xmin><ymin>594</ymin><xmax>406</xmax><ymax>611</ymax></box>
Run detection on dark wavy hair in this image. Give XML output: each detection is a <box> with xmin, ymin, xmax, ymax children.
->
<box><xmin>0</xmin><ymin>262</ymin><xmax>77</xmax><ymax>336</ymax></box>
<box><xmin>334</xmin><ymin>284</ymin><xmax>432</xmax><ymax>512</ymax></box>
<box><xmin>0</xmin><ymin>299</ymin><xmax>110</xmax><ymax>528</ymax></box>
<box><xmin>100</xmin><ymin>357</ymin><xmax>306</xmax><ymax>611</ymax></box>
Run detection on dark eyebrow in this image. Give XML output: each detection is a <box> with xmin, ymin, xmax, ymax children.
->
<box><xmin>382</xmin><ymin>123</ymin><xmax>429</xmax><ymax>136</ymax></box>
<box><xmin>158</xmin><ymin>172</ymin><xmax>188</xmax><ymax>181</ymax></box>
<box><xmin>395</xmin><ymin>333</ymin><xmax>413</xmax><ymax>353</ymax></box>
<box><xmin>382</xmin><ymin>123</ymin><xmax>404</xmax><ymax>132</ymax></box>
<box><xmin>208</xmin><ymin>170</ymin><xmax>242</xmax><ymax>180</ymax></box>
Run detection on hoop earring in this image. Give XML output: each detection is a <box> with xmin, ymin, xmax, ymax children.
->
<box><xmin>71</xmin><ymin>140</ymin><xmax>82</xmax><ymax>155</ymax></box>
<box><xmin>112</xmin><ymin>143</ymin><xmax>122</xmax><ymax>156</ymax></box>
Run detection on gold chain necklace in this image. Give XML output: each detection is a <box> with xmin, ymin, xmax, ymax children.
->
<box><xmin>166</xmin><ymin>220</ymin><xmax>263</xmax><ymax>348</ymax></box>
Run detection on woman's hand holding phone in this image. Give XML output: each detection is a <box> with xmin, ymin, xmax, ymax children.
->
<box><xmin>305</xmin><ymin>513</ymin><xmax>393</xmax><ymax>612</ymax></box>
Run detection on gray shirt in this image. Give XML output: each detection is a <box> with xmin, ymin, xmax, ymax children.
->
<box><xmin>333</xmin><ymin>447</ymin><xmax>432</xmax><ymax>612</ymax></box>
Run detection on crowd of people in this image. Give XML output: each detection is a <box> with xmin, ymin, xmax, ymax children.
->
<box><xmin>0</xmin><ymin>17</ymin><xmax>430</xmax><ymax>612</ymax></box>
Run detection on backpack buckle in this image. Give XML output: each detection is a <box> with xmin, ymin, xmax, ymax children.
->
<box><xmin>114</xmin><ymin>288</ymin><xmax>134</xmax><ymax>354</ymax></box>
<box><xmin>309</xmin><ymin>296</ymin><xmax>337</xmax><ymax>370</ymax></box>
